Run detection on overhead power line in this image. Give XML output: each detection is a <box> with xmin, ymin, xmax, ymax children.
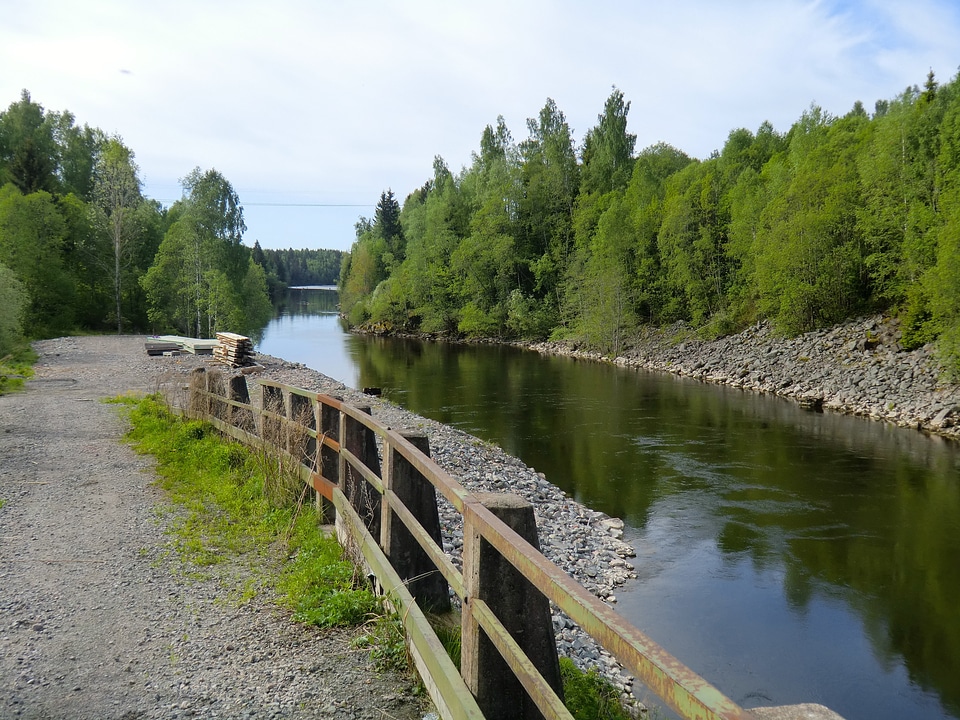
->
<box><xmin>152</xmin><ymin>200</ymin><xmax>371</xmax><ymax>207</ymax></box>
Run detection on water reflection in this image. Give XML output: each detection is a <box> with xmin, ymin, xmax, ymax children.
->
<box><xmin>274</xmin><ymin>285</ymin><xmax>340</xmax><ymax>316</ymax></box>
<box><xmin>255</xmin><ymin>287</ymin><xmax>358</xmax><ymax>387</ymax></box>
<box><xmin>344</xmin><ymin>333</ymin><xmax>960</xmax><ymax>720</ymax></box>
<box><xmin>257</xmin><ymin>292</ymin><xmax>960</xmax><ymax>720</ymax></box>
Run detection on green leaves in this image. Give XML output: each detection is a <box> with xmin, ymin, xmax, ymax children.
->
<box><xmin>141</xmin><ymin>169</ymin><xmax>268</xmax><ymax>337</ymax></box>
<box><xmin>338</xmin><ymin>69</ymin><xmax>960</xmax><ymax>365</ymax></box>
<box><xmin>0</xmin><ymin>185</ymin><xmax>75</xmax><ymax>335</ymax></box>
<box><xmin>0</xmin><ymin>261</ymin><xmax>27</xmax><ymax>356</ymax></box>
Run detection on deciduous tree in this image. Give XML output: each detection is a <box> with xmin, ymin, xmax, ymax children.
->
<box><xmin>93</xmin><ymin>137</ymin><xmax>143</xmax><ymax>333</ymax></box>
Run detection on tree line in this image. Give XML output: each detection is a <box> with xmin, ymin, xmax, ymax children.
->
<box><xmin>0</xmin><ymin>90</ymin><xmax>297</xmax><ymax>356</ymax></box>
<box><xmin>253</xmin><ymin>244</ymin><xmax>343</xmax><ymax>293</ymax></box>
<box><xmin>340</xmin><ymin>70</ymin><xmax>960</xmax><ymax>375</ymax></box>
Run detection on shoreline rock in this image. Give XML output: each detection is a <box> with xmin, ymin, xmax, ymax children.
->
<box><xmin>249</xmin><ymin>353</ymin><xmax>642</xmax><ymax>704</ymax></box>
<box><xmin>523</xmin><ymin>313</ymin><xmax>960</xmax><ymax>442</ymax></box>
<box><xmin>294</xmin><ymin>312</ymin><xmax>960</xmax><ymax>706</ymax></box>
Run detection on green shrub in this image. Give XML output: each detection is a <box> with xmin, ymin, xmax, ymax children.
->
<box><xmin>0</xmin><ymin>344</ymin><xmax>35</xmax><ymax>395</ymax></box>
<box><xmin>560</xmin><ymin>657</ymin><xmax>633</xmax><ymax>720</ymax></box>
<box><xmin>277</xmin><ymin>512</ymin><xmax>381</xmax><ymax>627</ymax></box>
<box><xmin>353</xmin><ymin>614</ymin><xmax>409</xmax><ymax>673</ymax></box>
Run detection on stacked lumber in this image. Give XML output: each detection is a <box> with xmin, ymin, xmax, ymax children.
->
<box><xmin>154</xmin><ymin>335</ymin><xmax>219</xmax><ymax>355</ymax></box>
<box><xmin>145</xmin><ymin>340</ymin><xmax>182</xmax><ymax>356</ymax></box>
<box><xmin>214</xmin><ymin>332</ymin><xmax>254</xmax><ymax>367</ymax></box>
<box><xmin>155</xmin><ymin>335</ymin><xmax>219</xmax><ymax>355</ymax></box>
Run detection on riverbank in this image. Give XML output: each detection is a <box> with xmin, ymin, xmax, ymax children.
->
<box><xmin>250</xmin><ymin>352</ymin><xmax>644</xmax><ymax>702</ymax></box>
<box><xmin>523</xmin><ymin>313</ymin><xmax>960</xmax><ymax>442</ymax></box>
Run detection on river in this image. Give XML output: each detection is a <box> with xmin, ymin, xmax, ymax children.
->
<box><xmin>257</xmin><ymin>287</ymin><xmax>960</xmax><ymax>720</ymax></box>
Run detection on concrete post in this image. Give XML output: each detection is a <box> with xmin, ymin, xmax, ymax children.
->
<box><xmin>380</xmin><ymin>431</ymin><xmax>450</xmax><ymax>613</ymax></box>
<box><xmin>261</xmin><ymin>385</ymin><xmax>284</xmax><ymax>446</ymax></box>
<box><xmin>461</xmin><ymin>492</ymin><xmax>563</xmax><ymax>720</ymax></box>
<box><xmin>227</xmin><ymin>375</ymin><xmax>254</xmax><ymax>431</ymax></box>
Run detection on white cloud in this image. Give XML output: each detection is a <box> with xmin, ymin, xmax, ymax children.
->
<box><xmin>2</xmin><ymin>0</ymin><xmax>959</xmax><ymax>250</ymax></box>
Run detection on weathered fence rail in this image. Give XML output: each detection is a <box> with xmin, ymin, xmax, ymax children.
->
<box><xmin>185</xmin><ymin>368</ymin><xmax>844</xmax><ymax>720</ymax></box>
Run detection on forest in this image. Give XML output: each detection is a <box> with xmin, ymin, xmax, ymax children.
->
<box><xmin>253</xmin><ymin>245</ymin><xmax>343</xmax><ymax>292</ymax></box>
<box><xmin>0</xmin><ymin>90</ymin><xmax>336</xmax><ymax>358</ymax></box>
<box><xmin>339</xmin><ymin>70</ymin><xmax>960</xmax><ymax>375</ymax></box>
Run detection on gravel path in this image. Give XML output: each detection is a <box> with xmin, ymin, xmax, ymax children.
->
<box><xmin>0</xmin><ymin>336</ymin><xmax>428</xmax><ymax>720</ymax></box>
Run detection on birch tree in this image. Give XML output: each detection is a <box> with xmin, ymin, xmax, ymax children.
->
<box><xmin>93</xmin><ymin>137</ymin><xmax>142</xmax><ymax>333</ymax></box>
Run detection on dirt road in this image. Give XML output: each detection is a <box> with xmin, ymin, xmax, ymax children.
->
<box><xmin>0</xmin><ymin>336</ymin><xmax>425</xmax><ymax>720</ymax></box>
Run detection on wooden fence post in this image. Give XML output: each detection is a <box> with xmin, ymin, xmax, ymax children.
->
<box><xmin>188</xmin><ymin>367</ymin><xmax>207</xmax><ymax>417</ymax></box>
<box><xmin>461</xmin><ymin>493</ymin><xmax>563</xmax><ymax>720</ymax></box>
<box><xmin>380</xmin><ymin>431</ymin><xmax>450</xmax><ymax>613</ymax></box>
<box><xmin>288</xmin><ymin>392</ymin><xmax>316</xmax><ymax>471</ymax></box>
<box><xmin>207</xmin><ymin>370</ymin><xmax>226</xmax><ymax>421</ymax></box>
<box><xmin>317</xmin><ymin>397</ymin><xmax>340</xmax><ymax>522</ymax></box>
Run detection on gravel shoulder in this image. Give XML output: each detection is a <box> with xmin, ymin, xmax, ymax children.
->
<box><xmin>0</xmin><ymin>336</ymin><xmax>428</xmax><ymax>720</ymax></box>
<box><xmin>6</xmin><ymin>319</ymin><xmax>925</xmax><ymax>719</ymax></box>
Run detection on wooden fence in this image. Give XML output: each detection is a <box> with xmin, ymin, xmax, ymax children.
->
<box><xmin>185</xmin><ymin>368</ymin><xmax>839</xmax><ymax>720</ymax></box>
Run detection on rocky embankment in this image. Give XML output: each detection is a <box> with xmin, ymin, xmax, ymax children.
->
<box><xmin>278</xmin><ymin>311</ymin><xmax>960</xmax><ymax>707</ymax></box>
<box><xmin>529</xmin><ymin>314</ymin><xmax>960</xmax><ymax>440</ymax></box>
<box><xmin>253</xmin><ymin>356</ymin><xmax>642</xmax><ymax>703</ymax></box>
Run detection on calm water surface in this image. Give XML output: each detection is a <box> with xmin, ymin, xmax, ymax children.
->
<box><xmin>257</xmin><ymin>288</ymin><xmax>960</xmax><ymax>720</ymax></box>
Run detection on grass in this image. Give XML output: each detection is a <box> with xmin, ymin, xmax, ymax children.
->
<box><xmin>560</xmin><ymin>657</ymin><xmax>636</xmax><ymax>720</ymax></box>
<box><xmin>113</xmin><ymin>394</ymin><xmax>383</xmax><ymax>628</ymax></box>
<box><xmin>0</xmin><ymin>345</ymin><xmax>37</xmax><ymax>395</ymax></box>
<box><xmin>113</xmin><ymin>393</ymin><xmax>645</xmax><ymax>719</ymax></box>
<box><xmin>277</xmin><ymin>510</ymin><xmax>381</xmax><ymax>626</ymax></box>
<box><xmin>352</xmin><ymin>613</ymin><xmax>410</xmax><ymax>673</ymax></box>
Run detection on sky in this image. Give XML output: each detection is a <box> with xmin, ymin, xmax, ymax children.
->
<box><xmin>2</xmin><ymin>0</ymin><xmax>959</xmax><ymax>252</ymax></box>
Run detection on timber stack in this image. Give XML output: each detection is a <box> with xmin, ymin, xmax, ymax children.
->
<box><xmin>214</xmin><ymin>332</ymin><xmax>254</xmax><ymax>368</ymax></box>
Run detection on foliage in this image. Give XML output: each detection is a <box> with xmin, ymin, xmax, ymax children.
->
<box><xmin>352</xmin><ymin>613</ymin><xmax>410</xmax><ymax>673</ymax></box>
<box><xmin>559</xmin><ymin>657</ymin><xmax>633</xmax><ymax>720</ymax></box>
<box><xmin>278</xmin><ymin>511</ymin><xmax>381</xmax><ymax>627</ymax></box>
<box><xmin>119</xmin><ymin>395</ymin><xmax>288</xmax><ymax>565</ymax></box>
<box><xmin>91</xmin><ymin>137</ymin><xmax>145</xmax><ymax>333</ymax></box>
<box><xmin>0</xmin><ymin>261</ymin><xmax>27</xmax><ymax>355</ymax></box>
<box><xmin>141</xmin><ymin>168</ymin><xmax>271</xmax><ymax>337</ymax></box>
<box><xmin>0</xmin><ymin>91</ymin><xmax>287</xmax><ymax>341</ymax></box>
<box><xmin>337</xmin><ymin>68</ymin><xmax>960</xmax><ymax>372</ymax></box>
<box><xmin>117</xmin><ymin>393</ymin><xmax>386</xmax><ymax>638</ymax></box>
<box><xmin>256</xmin><ymin>245</ymin><xmax>342</xmax><ymax>293</ymax></box>
<box><xmin>0</xmin><ymin>184</ymin><xmax>76</xmax><ymax>335</ymax></box>
<box><xmin>0</xmin><ymin>342</ymin><xmax>35</xmax><ymax>395</ymax></box>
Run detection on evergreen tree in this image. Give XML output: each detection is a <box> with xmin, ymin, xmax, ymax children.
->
<box><xmin>375</xmin><ymin>189</ymin><xmax>404</xmax><ymax>267</ymax></box>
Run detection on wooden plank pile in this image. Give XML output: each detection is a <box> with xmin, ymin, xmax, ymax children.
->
<box><xmin>155</xmin><ymin>335</ymin><xmax>219</xmax><ymax>355</ymax></box>
<box><xmin>214</xmin><ymin>332</ymin><xmax>254</xmax><ymax>368</ymax></box>
<box><xmin>144</xmin><ymin>339</ymin><xmax>181</xmax><ymax>356</ymax></box>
